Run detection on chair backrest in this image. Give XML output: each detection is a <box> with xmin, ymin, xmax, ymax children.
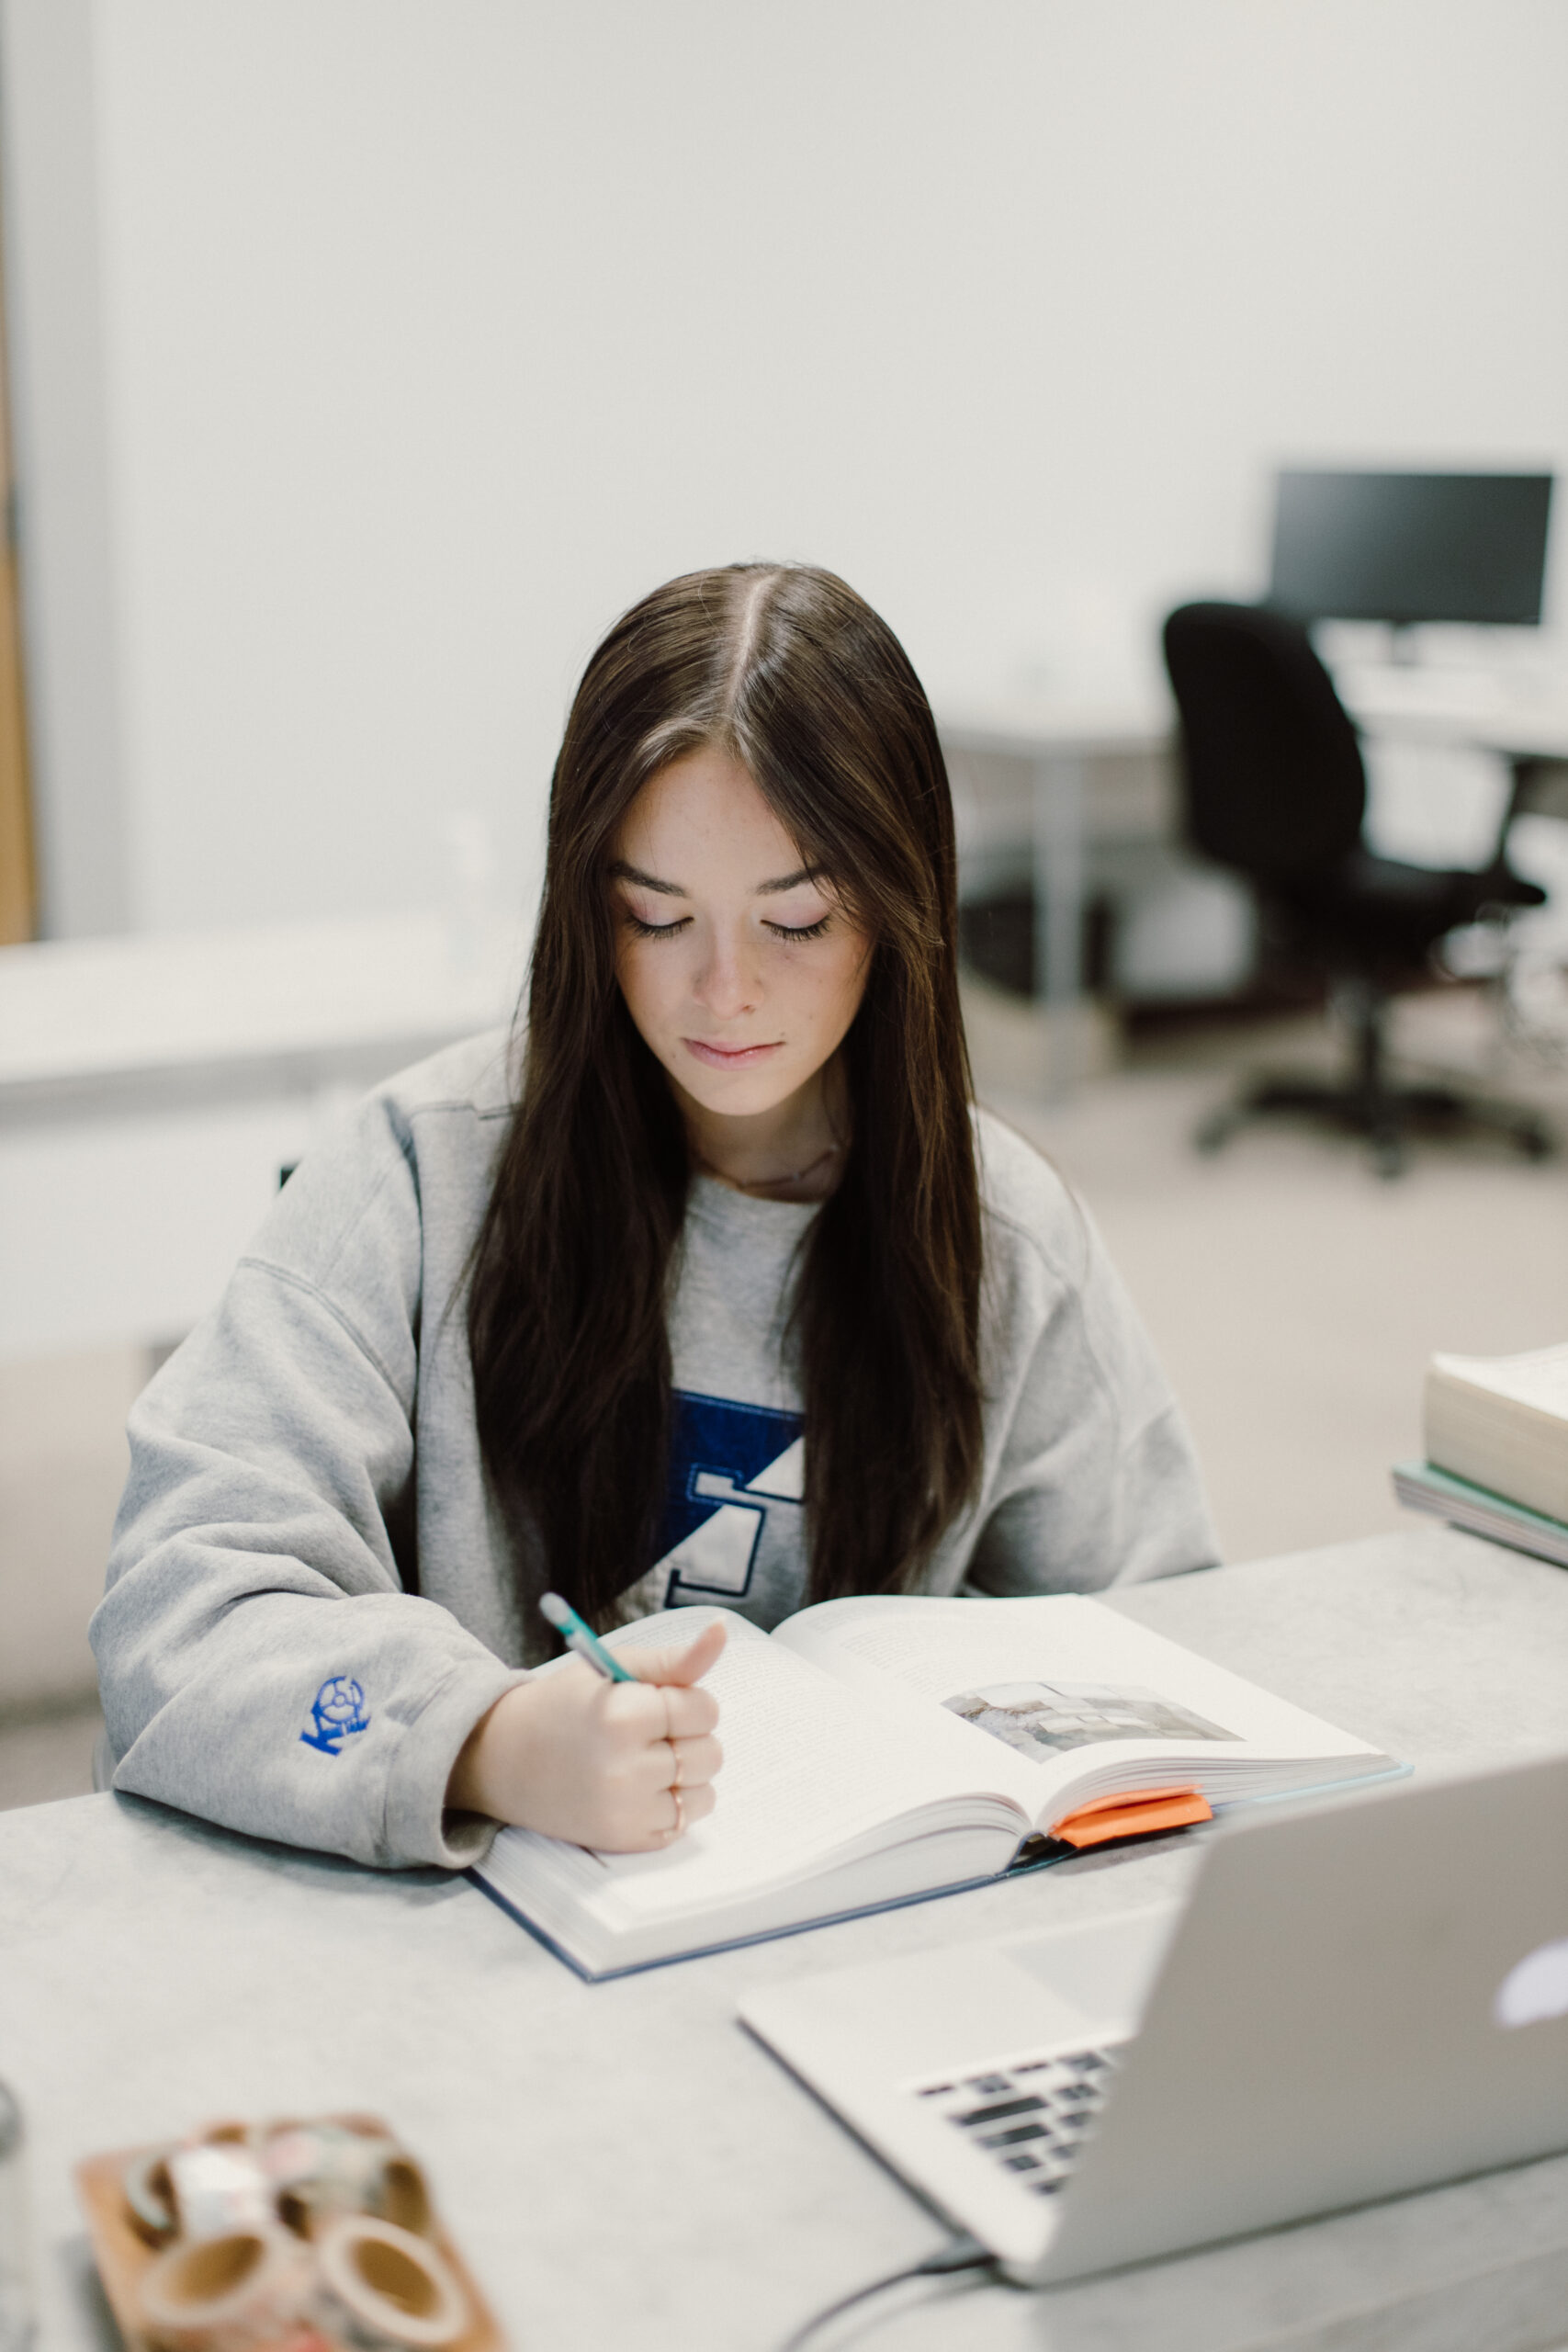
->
<box><xmin>1162</xmin><ymin>602</ymin><xmax>1366</xmax><ymax>883</ymax></box>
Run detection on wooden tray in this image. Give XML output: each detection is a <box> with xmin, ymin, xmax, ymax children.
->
<box><xmin>75</xmin><ymin>2116</ymin><xmax>504</xmax><ymax>2351</ymax></box>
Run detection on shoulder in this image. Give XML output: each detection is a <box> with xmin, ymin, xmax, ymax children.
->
<box><xmin>971</xmin><ymin>1105</ymin><xmax>1090</xmax><ymax>1294</ymax></box>
<box><xmin>247</xmin><ymin>1027</ymin><xmax>516</xmax><ymax>1296</ymax></box>
<box><xmin>373</xmin><ymin>1026</ymin><xmax>517</xmax><ymax>1132</ymax></box>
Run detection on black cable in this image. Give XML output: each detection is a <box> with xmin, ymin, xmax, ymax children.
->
<box><xmin>776</xmin><ymin>2232</ymin><xmax>996</xmax><ymax>2351</ymax></box>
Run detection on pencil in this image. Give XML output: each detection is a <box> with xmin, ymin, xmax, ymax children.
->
<box><xmin>539</xmin><ymin>1590</ymin><xmax>637</xmax><ymax>1682</ymax></box>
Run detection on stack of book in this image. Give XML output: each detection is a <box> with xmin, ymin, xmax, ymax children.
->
<box><xmin>1393</xmin><ymin>1342</ymin><xmax>1568</xmax><ymax>1567</ymax></box>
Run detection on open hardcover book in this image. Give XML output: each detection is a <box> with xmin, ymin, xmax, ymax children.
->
<box><xmin>469</xmin><ymin>1592</ymin><xmax>1399</xmax><ymax>1978</ymax></box>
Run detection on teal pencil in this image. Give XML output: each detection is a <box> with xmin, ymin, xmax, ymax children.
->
<box><xmin>539</xmin><ymin>1590</ymin><xmax>636</xmax><ymax>1683</ymax></box>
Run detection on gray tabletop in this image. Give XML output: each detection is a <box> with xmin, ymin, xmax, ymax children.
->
<box><xmin>4</xmin><ymin>1525</ymin><xmax>1567</xmax><ymax>2352</ymax></box>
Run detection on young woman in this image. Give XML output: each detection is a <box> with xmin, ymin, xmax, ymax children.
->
<box><xmin>96</xmin><ymin>564</ymin><xmax>1216</xmax><ymax>1871</ymax></box>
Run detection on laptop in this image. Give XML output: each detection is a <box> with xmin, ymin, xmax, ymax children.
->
<box><xmin>739</xmin><ymin>1751</ymin><xmax>1568</xmax><ymax>2285</ymax></box>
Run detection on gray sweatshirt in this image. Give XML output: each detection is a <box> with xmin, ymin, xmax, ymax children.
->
<box><xmin>95</xmin><ymin>1031</ymin><xmax>1217</xmax><ymax>1872</ymax></box>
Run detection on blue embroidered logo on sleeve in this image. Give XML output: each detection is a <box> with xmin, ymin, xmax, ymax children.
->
<box><xmin>300</xmin><ymin>1676</ymin><xmax>370</xmax><ymax>1756</ymax></box>
<box><xmin>651</xmin><ymin>1391</ymin><xmax>804</xmax><ymax>1603</ymax></box>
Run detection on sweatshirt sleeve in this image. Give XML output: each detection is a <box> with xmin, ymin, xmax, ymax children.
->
<box><xmin>964</xmin><ymin>1182</ymin><xmax>1220</xmax><ymax>1598</ymax></box>
<box><xmin>92</xmin><ymin>1099</ymin><xmax>527</xmax><ymax>1871</ymax></box>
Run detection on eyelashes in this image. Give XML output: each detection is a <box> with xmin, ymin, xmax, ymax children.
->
<box><xmin>622</xmin><ymin>913</ymin><xmax>831</xmax><ymax>943</ymax></box>
<box><xmin>624</xmin><ymin>914</ymin><xmax>690</xmax><ymax>940</ymax></box>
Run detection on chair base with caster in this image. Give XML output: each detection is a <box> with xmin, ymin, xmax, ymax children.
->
<box><xmin>1197</xmin><ymin>1072</ymin><xmax>1556</xmax><ymax>1180</ymax></box>
<box><xmin>1194</xmin><ymin>985</ymin><xmax>1556</xmax><ymax>1180</ymax></box>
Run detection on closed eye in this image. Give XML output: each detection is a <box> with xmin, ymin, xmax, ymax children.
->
<box><xmin>763</xmin><ymin>915</ymin><xmax>831</xmax><ymax>941</ymax></box>
<box><xmin>624</xmin><ymin>912</ymin><xmax>693</xmax><ymax>940</ymax></box>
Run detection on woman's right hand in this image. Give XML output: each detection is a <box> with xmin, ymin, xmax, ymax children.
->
<box><xmin>446</xmin><ymin>1618</ymin><xmax>726</xmax><ymax>1851</ymax></box>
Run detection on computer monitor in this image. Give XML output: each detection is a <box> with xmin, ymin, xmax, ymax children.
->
<box><xmin>1268</xmin><ymin>469</ymin><xmax>1553</xmax><ymax>630</ymax></box>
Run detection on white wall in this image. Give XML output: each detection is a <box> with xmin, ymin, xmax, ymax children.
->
<box><xmin>6</xmin><ymin>0</ymin><xmax>1567</xmax><ymax>938</ymax></box>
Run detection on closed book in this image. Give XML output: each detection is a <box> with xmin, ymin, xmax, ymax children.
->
<box><xmin>1424</xmin><ymin>1342</ymin><xmax>1568</xmax><ymax>1524</ymax></box>
<box><xmin>1393</xmin><ymin>1458</ymin><xmax>1568</xmax><ymax>1569</ymax></box>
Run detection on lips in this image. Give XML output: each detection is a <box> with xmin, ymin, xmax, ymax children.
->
<box><xmin>683</xmin><ymin>1037</ymin><xmax>784</xmax><ymax>1070</ymax></box>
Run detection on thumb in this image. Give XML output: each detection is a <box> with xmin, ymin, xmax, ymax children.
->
<box><xmin>626</xmin><ymin>1617</ymin><xmax>728</xmax><ymax>1688</ymax></box>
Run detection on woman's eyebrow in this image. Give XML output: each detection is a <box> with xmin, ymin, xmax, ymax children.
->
<box><xmin>607</xmin><ymin>860</ymin><xmax>688</xmax><ymax>899</ymax></box>
<box><xmin>608</xmin><ymin>860</ymin><xmax>824</xmax><ymax>898</ymax></box>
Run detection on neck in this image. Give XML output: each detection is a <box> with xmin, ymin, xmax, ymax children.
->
<box><xmin>679</xmin><ymin>1059</ymin><xmax>848</xmax><ymax>1201</ymax></box>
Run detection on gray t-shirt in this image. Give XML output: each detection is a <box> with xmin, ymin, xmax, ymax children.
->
<box><xmin>96</xmin><ymin>1031</ymin><xmax>1217</xmax><ymax>1872</ymax></box>
<box><xmin>614</xmin><ymin>1178</ymin><xmax>816</xmax><ymax>1632</ymax></box>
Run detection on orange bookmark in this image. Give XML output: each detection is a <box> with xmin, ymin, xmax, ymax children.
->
<box><xmin>1048</xmin><ymin>1785</ymin><xmax>1213</xmax><ymax>1849</ymax></box>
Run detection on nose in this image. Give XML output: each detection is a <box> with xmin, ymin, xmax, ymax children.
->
<box><xmin>692</xmin><ymin>924</ymin><xmax>759</xmax><ymax>1022</ymax></box>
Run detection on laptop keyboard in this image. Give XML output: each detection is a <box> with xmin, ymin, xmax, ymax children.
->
<box><xmin>912</xmin><ymin>2043</ymin><xmax>1123</xmax><ymax>2198</ymax></box>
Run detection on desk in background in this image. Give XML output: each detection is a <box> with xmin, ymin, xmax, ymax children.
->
<box><xmin>0</xmin><ymin>911</ymin><xmax>523</xmax><ymax>1362</ymax></box>
<box><xmin>3</xmin><ymin>1524</ymin><xmax>1566</xmax><ymax>2352</ymax></box>
<box><xmin>939</xmin><ymin>668</ymin><xmax>1568</xmax><ymax>1096</ymax></box>
<box><xmin>940</xmin><ymin>692</ymin><xmax>1172</xmax><ymax>1094</ymax></box>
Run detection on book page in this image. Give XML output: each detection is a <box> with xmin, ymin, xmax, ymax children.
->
<box><xmin>773</xmin><ymin>1593</ymin><xmax>1383</xmax><ymax>1823</ymax></box>
<box><xmin>581</xmin><ymin>1607</ymin><xmax>1030</xmax><ymax>1919</ymax></box>
<box><xmin>1433</xmin><ymin>1344</ymin><xmax>1568</xmax><ymax>1419</ymax></box>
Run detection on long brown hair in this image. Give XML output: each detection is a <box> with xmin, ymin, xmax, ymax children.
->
<box><xmin>468</xmin><ymin>563</ymin><xmax>984</xmax><ymax>1629</ymax></box>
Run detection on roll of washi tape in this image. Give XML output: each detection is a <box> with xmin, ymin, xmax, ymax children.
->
<box><xmin>378</xmin><ymin>2155</ymin><xmax>432</xmax><ymax>2239</ymax></box>
<box><xmin>165</xmin><ymin>2140</ymin><xmax>275</xmax><ymax>2241</ymax></box>
<box><xmin>263</xmin><ymin>2123</ymin><xmax>402</xmax><ymax>2234</ymax></box>
<box><xmin>121</xmin><ymin>2149</ymin><xmax>176</xmax><ymax>2245</ymax></box>
<box><xmin>312</xmin><ymin>2214</ymin><xmax>468</xmax><ymax>2349</ymax></box>
<box><xmin>137</xmin><ymin>2223</ymin><xmax>312</xmax><ymax>2352</ymax></box>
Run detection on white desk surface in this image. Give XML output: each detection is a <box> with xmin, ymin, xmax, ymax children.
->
<box><xmin>0</xmin><ymin>911</ymin><xmax>530</xmax><ymax>1361</ymax></box>
<box><xmin>0</xmin><ymin>910</ymin><xmax>524</xmax><ymax>1102</ymax></box>
<box><xmin>936</xmin><ymin>668</ymin><xmax>1568</xmax><ymax>766</ymax></box>
<box><xmin>4</xmin><ymin>1525</ymin><xmax>1567</xmax><ymax>2352</ymax></box>
<box><xmin>938</xmin><ymin>692</ymin><xmax>1173</xmax><ymax>763</ymax></box>
<box><xmin>1335</xmin><ymin>665</ymin><xmax>1568</xmax><ymax>760</ymax></box>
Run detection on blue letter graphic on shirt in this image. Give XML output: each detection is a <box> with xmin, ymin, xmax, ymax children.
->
<box><xmin>300</xmin><ymin>1675</ymin><xmax>370</xmax><ymax>1755</ymax></box>
<box><xmin>652</xmin><ymin>1392</ymin><xmax>804</xmax><ymax>1604</ymax></box>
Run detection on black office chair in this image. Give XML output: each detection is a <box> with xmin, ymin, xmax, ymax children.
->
<box><xmin>1162</xmin><ymin>601</ymin><xmax>1552</xmax><ymax>1177</ymax></box>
